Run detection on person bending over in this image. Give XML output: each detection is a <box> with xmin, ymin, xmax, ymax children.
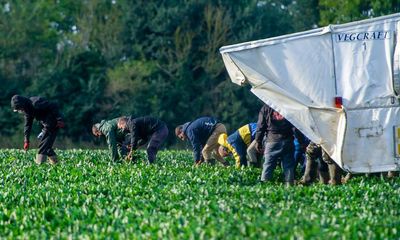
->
<box><xmin>11</xmin><ymin>95</ymin><xmax>65</xmax><ymax>165</ymax></box>
<box><xmin>217</xmin><ymin>122</ymin><xmax>261</xmax><ymax>168</ymax></box>
<box><xmin>175</xmin><ymin>116</ymin><xmax>229</xmax><ymax>166</ymax></box>
<box><xmin>117</xmin><ymin>116</ymin><xmax>168</xmax><ymax>164</ymax></box>
<box><xmin>92</xmin><ymin>118</ymin><xmax>131</xmax><ymax>162</ymax></box>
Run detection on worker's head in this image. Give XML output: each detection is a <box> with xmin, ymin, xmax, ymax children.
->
<box><xmin>175</xmin><ymin>125</ymin><xmax>186</xmax><ymax>141</ymax></box>
<box><xmin>217</xmin><ymin>133</ymin><xmax>230</xmax><ymax>157</ymax></box>
<box><xmin>92</xmin><ymin>123</ymin><xmax>103</xmax><ymax>137</ymax></box>
<box><xmin>218</xmin><ymin>145</ymin><xmax>229</xmax><ymax>158</ymax></box>
<box><xmin>11</xmin><ymin>95</ymin><xmax>29</xmax><ymax>114</ymax></box>
<box><xmin>117</xmin><ymin>116</ymin><xmax>128</xmax><ymax>130</ymax></box>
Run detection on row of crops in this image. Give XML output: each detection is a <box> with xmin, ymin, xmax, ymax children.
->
<box><xmin>0</xmin><ymin>149</ymin><xmax>399</xmax><ymax>239</ymax></box>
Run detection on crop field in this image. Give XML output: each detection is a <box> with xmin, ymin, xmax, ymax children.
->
<box><xmin>0</xmin><ymin>149</ymin><xmax>399</xmax><ymax>239</ymax></box>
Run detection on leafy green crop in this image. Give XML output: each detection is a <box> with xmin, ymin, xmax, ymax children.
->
<box><xmin>0</xmin><ymin>149</ymin><xmax>399</xmax><ymax>239</ymax></box>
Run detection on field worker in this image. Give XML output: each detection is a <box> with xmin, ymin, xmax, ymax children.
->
<box><xmin>92</xmin><ymin>118</ymin><xmax>131</xmax><ymax>162</ymax></box>
<box><xmin>324</xmin><ymin>152</ymin><xmax>343</xmax><ymax>185</ymax></box>
<box><xmin>175</xmin><ymin>116</ymin><xmax>229</xmax><ymax>166</ymax></box>
<box><xmin>294</xmin><ymin>134</ymin><xmax>309</xmax><ymax>176</ymax></box>
<box><xmin>298</xmin><ymin>142</ymin><xmax>329</xmax><ymax>185</ymax></box>
<box><xmin>217</xmin><ymin>122</ymin><xmax>261</xmax><ymax>168</ymax></box>
<box><xmin>117</xmin><ymin>116</ymin><xmax>168</xmax><ymax>164</ymax></box>
<box><xmin>299</xmin><ymin>142</ymin><xmax>343</xmax><ymax>185</ymax></box>
<box><xmin>11</xmin><ymin>95</ymin><xmax>65</xmax><ymax>165</ymax></box>
<box><xmin>255</xmin><ymin>104</ymin><xmax>305</xmax><ymax>186</ymax></box>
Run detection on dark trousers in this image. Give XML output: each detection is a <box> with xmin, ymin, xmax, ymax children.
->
<box><xmin>261</xmin><ymin>139</ymin><xmax>295</xmax><ymax>183</ymax></box>
<box><xmin>306</xmin><ymin>142</ymin><xmax>329</xmax><ymax>172</ymax></box>
<box><xmin>302</xmin><ymin>142</ymin><xmax>341</xmax><ymax>184</ymax></box>
<box><xmin>304</xmin><ymin>143</ymin><xmax>327</xmax><ymax>182</ymax></box>
<box><xmin>38</xmin><ymin>121</ymin><xmax>58</xmax><ymax>156</ymax></box>
<box><xmin>147</xmin><ymin>125</ymin><xmax>169</xmax><ymax>164</ymax></box>
<box><xmin>294</xmin><ymin>143</ymin><xmax>306</xmax><ymax>175</ymax></box>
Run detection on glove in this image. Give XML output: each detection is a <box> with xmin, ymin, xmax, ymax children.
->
<box><xmin>255</xmin><ymin>142</ymin><xmax>263</xmax><ymax>153</ymax></box>
<box><xmin>126</xmin><ymin>150</ymin><xmax>135</xmax><ymax>162</ymax></box>
<box><xmin>56</xmin><ymin>120</ymin><xmax>65</xmax><ymax>128</ymax></box>
<box><xmin>23</xmin><ymin>141</ymin><xmax>29</xmax><ymax>151</ymax></box>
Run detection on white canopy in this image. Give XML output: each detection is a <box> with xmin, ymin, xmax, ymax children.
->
<box><xmin>220</xmin><ymin>13</ymin><xmax>400</xmax><ymax>173</ymax></box>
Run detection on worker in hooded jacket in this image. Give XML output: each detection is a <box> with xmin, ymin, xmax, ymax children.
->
<box><xmin>11</xmin><ymin>95</ymin><xmax>65</xmax><ymax>165</ymax></box>
<box><xmin>217</xmin><ymin>122</ymin><xmax>261</xmax><ymax>168</ymax></box>
<box><xmin>92</xmin><ymin>118</ymin><xmax>131</xmax><ymax>162</ymax></box>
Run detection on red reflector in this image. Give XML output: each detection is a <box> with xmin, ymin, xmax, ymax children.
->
<box><xmin>335</xmin><ymin>97</ymin><xmax>342</xmax><ymax>108</ymax></box>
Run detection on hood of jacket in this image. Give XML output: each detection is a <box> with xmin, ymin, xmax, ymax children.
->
<box><xmin>11</xmin><ymin>95</ymin><xmax>33</xmax><ymax>113</ymax></box>
<box><xmin>182</xmin><ymin>122</ymin><xmax>191</xmax><ymax>134</ymax></box>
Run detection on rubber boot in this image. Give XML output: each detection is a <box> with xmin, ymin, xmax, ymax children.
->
<box><xmin>328</xmin><ymin>163</ymin><xmax>342</xmax><ymax>185</ymax></box>
<box><xmin>299</xmin><ymin>158</ymin><xmax>317</xmax><ymax>185</ymax></box>
<box><xmin>248</xmin><ymin>161</ymin><xmax>259</xmax><ymax>168</ymax></box>
<box><xmin>195</xmin><ymin>159</ymin><xmax>204</xmax><ymax>166</ymax></box>
<box><xmin>387</xmin><ymin>171</ymin><xmax>397</xmax><ymax>179</ymax></box>
<box><xmin>318</xmin><ymin>170</ymin><xmax>330</xmax><ymax>184</ymax></box>
<box><xmin>205</xmin><ymin>158</ymin><xmax>216</xmax><ymax>165</ymax></box>
<box><xmin>48</xmin><ymin>155</ymin><xmax>58</xmax><ymax>165</ymax></box>
<box><xmin>248</xmin><ymin>157</ymin><xmax>262</xmax><ymax>168</ymax></box>
<box><xmin>35</xmin><ymin>154</ymin><xmax>47</xmax><ymax>165</ymax></box>
<box><xmin>342</xmin><ymin>172</ymin><xmax>352</xmax><ymax>183</ymax></box>
<box><xmin>284</xmin><ymin>168</ymin><xmax>295</xmax><ymax>187</ymax></box>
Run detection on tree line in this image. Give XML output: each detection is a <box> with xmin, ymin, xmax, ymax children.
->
<box><xmin>0</xmin><ymin>0</ymin><xmax>398</xmax><ymax>147</ymax></box>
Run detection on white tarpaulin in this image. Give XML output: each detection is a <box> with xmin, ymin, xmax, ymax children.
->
<box><xmin>220</xmin><ymin>13</ymin><xmax>400</xmax><ymax>173</ymax></box>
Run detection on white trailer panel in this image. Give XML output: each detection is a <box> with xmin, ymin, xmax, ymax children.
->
<box><xmin>220</xmin><ymin>13</ymin><xmax>400</xmax><ymax>173</ymax></box>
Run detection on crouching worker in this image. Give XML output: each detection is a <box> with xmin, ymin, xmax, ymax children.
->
<box><xmin>175</xmin><ymin>116</ymin><xmax>229</xmax><ymax>166</ymax></box>
<box><xmin>11</xmin><ymin>95</ymin><xmax>65</xmax><ymax>165</ymax></box>
<box><xmin>217</xmin><ymin>122</ymin><xmax>261</xmax><ymax>168</ymax></box>
<box><xmin>117</xmin><ymin>116</ymin><xmax>168</xmax><ymax>164</ymax></box>
<box><xmin>92</xmin><ymin>118</ymin><xmax>131</xmax><ymax>162</ymax></box>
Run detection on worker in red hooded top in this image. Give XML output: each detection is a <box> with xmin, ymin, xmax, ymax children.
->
<box><xmin>11</xmin><ymin>95</ymin><xmax>65</xmax><ymax>165</ymax></box>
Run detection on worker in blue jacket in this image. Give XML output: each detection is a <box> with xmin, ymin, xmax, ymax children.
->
<box><xmin>175</xmin><ymin>116</ymin><xmax>229</xmax><ymax>166</ymax></box>
<box><xmin>217</xmin><ymin>123</ymin><xmax>261</xmax><ymax>168</ymax></box>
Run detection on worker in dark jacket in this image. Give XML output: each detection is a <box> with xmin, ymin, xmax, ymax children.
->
<box><xmin>92</xmin><ymin>118</ymin><xmax>130</xmax><ymax>162</ymax></box>
<box><xmin>217</xmin><ymin>122</ymin><xmax>260</xmax><ymax>168</ymax></box>
<box><xmin>11</xmin><ymin>95</ymin><xmax>65</xmax><ymax>165</ymax></box>
<box><xmin>117</xmin><ymin>116</ymin><xmax>168</xmax><ymax>164</ymax></box>
<box><xmin>256</xmin><ymin>104</ymin><xmax>305</xmax><ymax>186</ymax></box>
<box><xmin>175</xmin><ymin>116</ymin><xmax>229</xmax><ymax>166</ymax></box>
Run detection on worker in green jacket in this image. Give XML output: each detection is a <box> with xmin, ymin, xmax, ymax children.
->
<box><xmin>92</xmin><ymin>118</ymin><xmax>130</xmax><ymax>162</ymax></box>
